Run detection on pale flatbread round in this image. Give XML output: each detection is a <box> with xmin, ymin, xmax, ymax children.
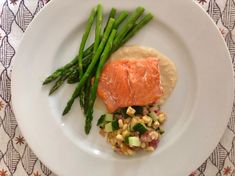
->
<box><xmin>110</xmin><ymin>45</ymin><xmax>177</xmax><ymax>104</ymax></box>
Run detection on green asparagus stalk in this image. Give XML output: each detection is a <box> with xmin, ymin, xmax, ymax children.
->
<box><xmin>80</xmin><ymin>5</ymin><xmax>103</xmax><ymax>109</ymax></box>
<box><xmin>63</xmin><ymin>18</ymin><xmax>116</xmax><ymax>115</ymax></box>
<box><xmin>42</xmin><ymin>44</ymin><xmax>94</xmax><ymax>85</ymax></box>
<box><xmin>78</xmin><ymin>6</ymin><xmax>97</xmax><ymax>79</ymax></box>
<box><xmin>112</xmin><ymin>7</ymin><xmax>145</xmax><ymax>49</ymax></box>
<box><xmin>120</xmin><ymin>13</ymin><xmax>153</xmax><ymax>46</ymax></box>
<box><xmin>66</xmin><ymin>53</ymin><xmax>93</xmax><ymax>84</ymax></box>
<box><xmin>103</xmin><ymin>8</ymin><xmax>116</xmax><ymax>32</ymax></box>
<box><xmin>83</xmin><ymin>67</ymin><xmax>97</xmax><ymax>113</ymax></box>
<box><xmin>49</xmin><ymin>69</ymin><xmax>73</xmax><ymax>95</ymax></box>
<box><xmin>85</xmin><ymin>29</ymin><xmax>117</xmax><ymax>134</ymax></box>
<box><xmin>93</xmin><ymin>4</ymin><xmax>103</xmax><ymax>53</ymax></box>
<box><xmin>113</xmin><ymin>11</ymin><xmax>128</xmax><ymax>29</ymax></box>
<box><xmin>83</xmin><ymin>77</ymin><xmax>92</xmax><ymax>113</ymax></box>
<box><xmin>67</xmin><ymin>69</ymin><xmax>79</xmax><ymax>84</ymax></box>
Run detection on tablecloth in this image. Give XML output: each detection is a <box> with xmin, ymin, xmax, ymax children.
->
<box><xmin>0</xmin><ymin>0</ymin><xmax>234</xmax><ymax>175</ymax></box>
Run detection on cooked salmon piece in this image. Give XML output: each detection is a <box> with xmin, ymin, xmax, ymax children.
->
<box><xmin>97</xmin><ymin>57</ymin><xmax>163</xmax><ymax>113</ymax></box>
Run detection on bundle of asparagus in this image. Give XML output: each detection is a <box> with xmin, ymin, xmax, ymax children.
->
<box><xmin>43</xmin><ymin>4</ymin><xmax>153</xmax><ymax>134</ymax></box>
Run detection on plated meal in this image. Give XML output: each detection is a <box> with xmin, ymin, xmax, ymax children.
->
<box><xmin>12</xmin><ymin>0</ymin><xmax>234</xmax><ymax>174</ymax></box>
<box><xmin>43</xmin><ymin>4</ymin><xmax>177</xmax><ymax>155</ymax></box>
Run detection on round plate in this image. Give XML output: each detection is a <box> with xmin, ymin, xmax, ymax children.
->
<box><xmin>11</xmin><ymin>0</ymin><xmax>234</xmax><ymax>175</ymax></box>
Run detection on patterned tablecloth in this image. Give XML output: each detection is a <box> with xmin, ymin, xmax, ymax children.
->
<box><xmin>0</xmin><ymin>0</ymin><xmax>234</xmax><ymax>175</ymax></box>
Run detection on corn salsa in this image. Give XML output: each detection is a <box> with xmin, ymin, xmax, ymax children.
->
<box><xmin>97</xmin><ymin>104</ymin><xmax>166</xmax><ymax>155</ymax></box>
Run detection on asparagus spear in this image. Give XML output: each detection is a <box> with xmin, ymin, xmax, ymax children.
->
<box><xmin>85</xmin><ymin>29</ymin><xmax>117</xmax><ymax>134</ymax></box>
<box><xmin>80</xmin><ymin>4</ymin><xmax>103</xmax><ymax>109</ymax></box>
<box><xmin>49</xmin><ymin>69</ymin><xmax>73</xmax><ymax>95</ymax></box>
<box><xmin>67</xmin><ymin>53</ymin><xmax>92</xmax><ymax>83</ymax></box>
<box><xmin>112</xmin><ymin>7</ymin><xmax>145</xmax><ymax>49</ymax></box>
<box><xmin>63</xmin><ymin>18</ymin><xmax>116</xmax><ymax>115</ymax></box>
<box><xmin>103</xmin><ymin>8</ymin><xmax>116</xmax><ymax>32</ymax></box>
<box><xmin>120</xmin><ymin>13</ymin><xmax>153</xmax><ymax>46</ymax></box>
<box><xmin>83</xmin><ymin>69</ymin><xmax>96</xmax><ymax>113</ymax></box>
<box><xmin>42</xmin><ymin>43</ymin><xmax>94</xmax><ymax>85</ymax></box>
<box><xmin>93</xmin><ymin>4</ymin><xmax>103</xmax><ymax>53</ymax></box>
<box><xmin>78</xmin><ymin>6</ymin><xmax>97</xmax><ymax>79</ymax></box>
<box><xmin>113</xmin><ymin>11</ymin><xmax>129</xmax><ymax>29</ymax></box>
<box><xmin>67</xmin><ymin>69</ymin><xmax>79</xmax><ymax>84</ymax></box>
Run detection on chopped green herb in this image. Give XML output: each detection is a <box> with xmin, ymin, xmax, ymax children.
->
<box><xmin>112</xmin><ymin>119</ymin><xmax>119</xmax><ymax>130</ymax></box>
<box><xmin>97</xmin><ymin>114</ymin><xmax>105</xmax><ymax>127</ymax></box>
<box><xmin>132</xmin><ymin>123</ymin><xmax>147</xmax><ymax>135</ymax></box>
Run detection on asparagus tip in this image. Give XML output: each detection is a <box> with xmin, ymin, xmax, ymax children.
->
<box><xmin>49</xmin><ymin>89</ymin><xmax>54</xmax><ymax>96</ymax></box>
<box><xmin>85</xmin><ymin>126</ymin><xmax>91</xmax><ymax>134</ymax></box>
<box><xmin>42</xmin><ymin>80</ymin><xmax>48</xmax><ymax>85</ymax></box>
<box><xmin>62</xmin><ymin>107</ymin><xmax>69</xmax><ymax>116</ymax></box>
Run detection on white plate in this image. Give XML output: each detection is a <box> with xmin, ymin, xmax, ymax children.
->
<box><xmin>11</xmin><ymin>0</ymin><xmax>234</xmax><ymax>176</ymax></box>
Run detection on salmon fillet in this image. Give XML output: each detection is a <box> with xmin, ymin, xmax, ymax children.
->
<box><xmin>97</xmin><ymin>57</ymin><xmax>163</xmax><ymax>112</ymax></box>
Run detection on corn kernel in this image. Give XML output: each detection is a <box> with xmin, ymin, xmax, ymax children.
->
<box><xmin>149</xmin><ymin>131</ymin><xmax>159</xmax><ymax>140</ymax></box>
<box><xmin>141</xmin><ymin>142</ymin><xmax>146</xmax><ymax>148</ymax></box>
<box><xmin>127</xmin><ymin>149</ymin><xmax>135</xmax><ymax>155</ymax></box>
<box><xmin>131</xmin><ymin>118</ymin><xmax>137</xmax><ymax>128</ymax></box>
<box><xmin>147</xmin><ymin>118</ymin><xmax>153</xmax><ymax>127</ymax></box>
<box><xmin>118</xmin><ymin>119</ymin><xmax>124</xmax><ymax>128</ymax></box>
<box><xmin>158</xmin><ymin>113</ymin><xmax>166</xmax><ymax>124</ymax></box>
<box><xmin>142</xmin><ymin>115</ymin><xmax>151</xmax><ymax>123</ymax></box>
<box><xmin>122</xmin><ymin>130</ymin><xmax>130</xmax><ymax>137</ymax></box>
<box><xmin>146</xmin><ymin>146</ymin><xmax>155</xmax><ymax>152</ymax></box>
<box><xmin>126</xmin><ymin>106</ymin><xmax>136</xmax><ymax>116</ymax></box>
<box><xmin>116</xmin><ymin>134</ymin><xmax>124</xmax><ymax>141</ymax></box>
<box><xmin>123</xmin><ymin>124</ymin><xmax>128</xmax><ymax>130</ymax></box>
<box><xmin>153</xmin><ymin>121</ymin><xmax>160</xmax><ymax>129</ymax></box>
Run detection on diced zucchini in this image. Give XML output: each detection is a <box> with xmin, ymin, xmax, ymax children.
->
<box><xmin>97</xmin><ymin>115</ymin><xmax>105</xmax><ymax>127</ymax></box>
<box><xmin>105</xmin><ymin>114</ymin><xmax>113</xmax><ymax>122</ymax></box>
<box><xmin>156</xmin><ymin>127</ymin><xmax>165</xmax><ymax>135</ymax></box>
<box><xmin>132</xmin><ymin>123</ymin><xmax>147</xmax><ymax>135</ymax></box>
<box><xmin>112</xmin><ymin>119</ymin><xmax>119</xmax><ymax>130</ymax></box>
<box><xmin>104</xmin><ymin>122</ymin><xmax>113</xmax><ymax>132</ymax></box>
<box><xmin>132</xmin><ymin>106</ymin><xmax>143</xmax><ymax>115</ymax></box>
<box><xmin>124</xmin><ymin>136</ymin><xmax>129</xmax><ymax>144</ymax></box>
<box><xmin>149</xmin><ymin>112</ymin><xmax>158</xmax><ymax>121</ymax></box>
<box><xmin>128</xmin><ymin>136</ymin><xmax>141</xmax><ymax>147</ymax></box>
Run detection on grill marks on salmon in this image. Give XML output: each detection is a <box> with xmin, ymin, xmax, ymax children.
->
<box><xmin>97</xmin><ymin>58</ymin><xmax>163</xmax><ymax>112</ymax></box>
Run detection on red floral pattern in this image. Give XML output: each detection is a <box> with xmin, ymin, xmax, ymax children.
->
<box><xmin>223</xmin><ymin>166</ymin><xmax>232</xmax><ymax>175</ymax></box>
<box><xmin>10</xmin><ymin>0</ymin><xmax>19</xmax><ymax>5</ymax></box>
<box><xmin>0</xmin><ymin>169</ymin><xmax>8</xmax><ymax>176</ymax></box>
<box><xmin>15</xmin><ymin>136</ymin><xmax>25</xmax><ymax>145</ymax></box>
<box><xmin>33</xmin><ymin>171</ymin><xmax>41</xmax><ymax>176</ymax></box>
<box><xmin>197</xmin><ymin>0</ymin><xmax>207</xmax><ymax>4</ymax></box>
<box><xmin>0</xmin><ymin>101</ymin><xmax>4</xmax><ymax>111</ymax></box>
